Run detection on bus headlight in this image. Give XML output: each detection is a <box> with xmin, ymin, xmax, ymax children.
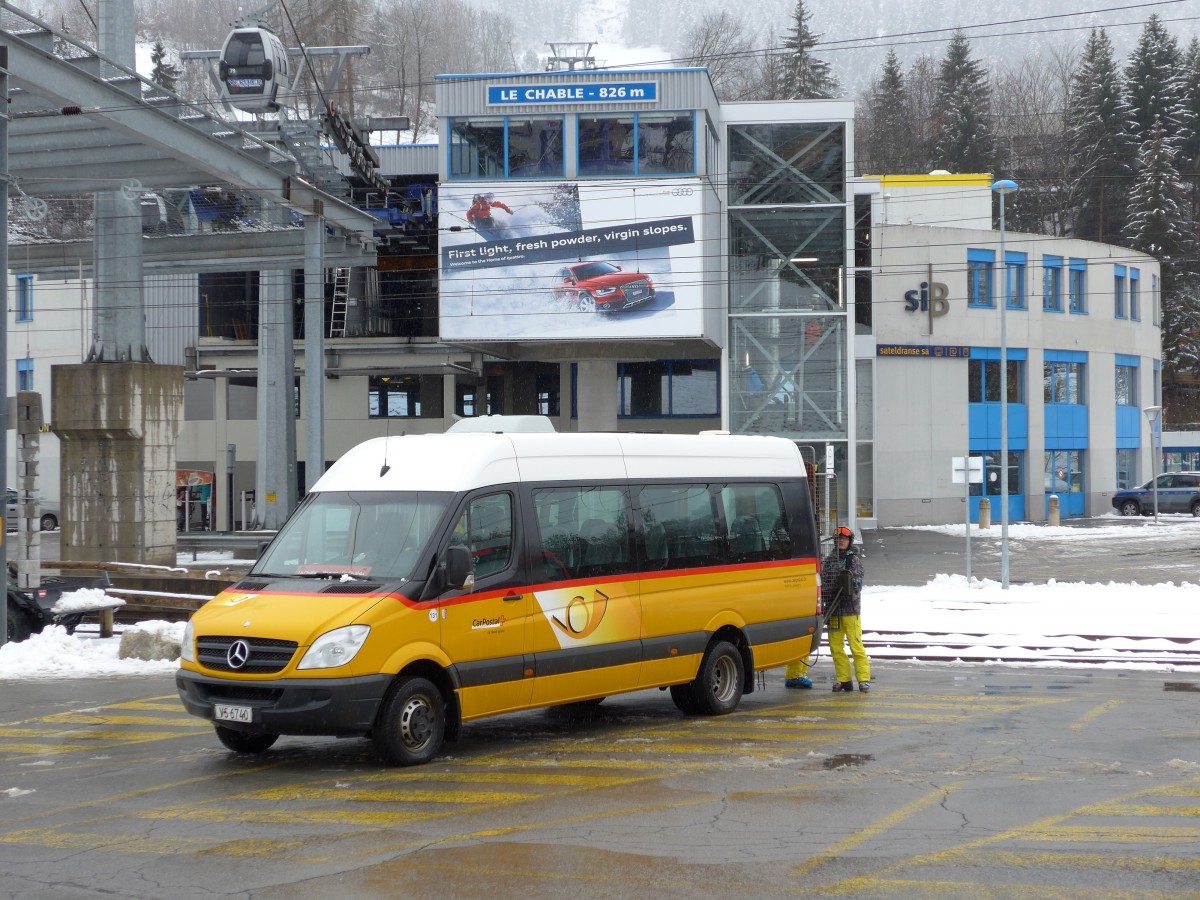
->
<box><xmin>297</xmin><ymin>625</ymin><xmax>370</xmax><ymax>670</ymax></box>
<box><xmin>180</xmin><ymin>620</ymin><xmax>195</xmax><ymax>663</ymax></box>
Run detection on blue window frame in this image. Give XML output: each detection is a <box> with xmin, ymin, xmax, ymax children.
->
<box><xmin>1043</xmin><ymin>255</ymin><xmax>1063</xmax><ymax>312</ymax></box>
<box><xmin>1152</xmin><ymin>274</ymin><xmax>1159</xmax><ymax>325</ymax></box>
<box><xmin>1116</xmin><ymin>448</ymin><xmax>1137</xmax><ymax>490</ymax></box>
<box><xmin>578</xmin><ymin>111</ymin><xmax>695</xmax><ymax>177</ymax></box>
<box><xmin>1005</xmin><ymin>251</ymin><xmax>1027</xmax><ymax>309</ymax></box>
<box><xmin>448</xmin><ymin>116</ymin><xmax>566</xmax><ymax>179</ymax></box>
<box><xmin>1115</xmin><ymin>361</ymin><xmax>1137</xmax><ymax>406</ymax></box>
<box><xmin>1069</xmin><ymin>259</ymin><xmax>1087</xmax><ymax>313</ymax></box>
<box><xmin>1114</xmin><ymin>264</ymin><xmax>1127</xmax><ymax>319</ymax></box>
<box><xmin>1130</xmin><ymin>268</ymin><xmax>1140</xmax><ymax>321</ymax></box>
<box><xmin>616</xmin><ymin>359</ymin><xmax>718</xmax><ymax>418</ymax></box>
<box><xmin>15</xmin><ymin>358</ymin><xmax>33</xmax><ymax>392</ymax></box>
<box><xmin>967</xmin><ymin>249</ymin><xmax>994</xmax><ymax>308</ymax></box>
<box><xmin>16</xmin><ymin>275</ymin><xmax>33</xmax><ymax>322</ymax></box>
<box><xmin>1044</xmin><ymin>354</ymin><xmax>1085</xmax><ymax>405</ymax></box>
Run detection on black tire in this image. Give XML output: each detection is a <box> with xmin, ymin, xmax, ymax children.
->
<box><xmin>373</xmin><ymin>676</ymin><xmax>446</xmax><ymax>766</ymax></box>
<box><xmin>689</xmin><ymin>640</ymin><xmax>745</xmax><ymax>715</ymax></box>
<box><xmin>6</xmin><ymin>600</ymin><xmax>35</xmax><ymax>643</ymax></box>
<box><xmin>669</xmin><ymin>683</ymin><xmax>701</xmax><ymax>714</ymax></box>
<box><xmin>213</xmin><ymin>724</ymin><xmax>278</xmax><ymax>754</ymax></box>
<box><xmin>1119</xmin><ymin>500</ymin><xmax>1141</xmax><ymax>517</ymax></box>
<box><xmin>1192</xmin><ymin>500</ymin><xmax>1200</xmax><ymax>518</ymax></box>
<box><xmin>39</xmin><ymin>513</ymin><xmax>58</xmax><ymax>531</ymax></box>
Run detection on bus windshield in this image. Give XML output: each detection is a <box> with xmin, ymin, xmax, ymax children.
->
<box><xmin>252</xmin><ymin>491</ymin><xmax>453</xmax><ymax>582</ymax></box>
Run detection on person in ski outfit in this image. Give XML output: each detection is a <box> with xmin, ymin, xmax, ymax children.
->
<box><xmin>466</xmin><ymin>194</ymin><xmax>512</xmax><ymax>229</ymax></box>
<box><xmin>823</xmin><ymin>526</ymin><xmax>871</xmax><ymax>693</ymax></box>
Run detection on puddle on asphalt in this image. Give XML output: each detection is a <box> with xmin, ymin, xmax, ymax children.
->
<box><xmin>1163</xmin><ymin>682</ymin><xmax>1200</xmax><ymax>692</ymax></box>
<box><xmin>822</xmin><ymin>753</ymin><xmax>873</xmax><ymax>769</ymax></box>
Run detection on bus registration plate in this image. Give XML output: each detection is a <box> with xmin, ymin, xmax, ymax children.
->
<box><xmin>214</xmin><ymin>704</ymin><xmax>253</xmax><ymax>723</ymax></box>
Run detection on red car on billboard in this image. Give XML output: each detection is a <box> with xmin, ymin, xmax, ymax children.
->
<box><xmin>551</xmin><ymin>261</ymin><xmax>655</xmax><ymax>313</ymax></box>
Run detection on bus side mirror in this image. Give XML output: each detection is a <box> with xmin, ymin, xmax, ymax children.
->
<box><xmin>442</xmin><ymin>546</ymin><xmax>475</xmax><ymax>591</ymax></box>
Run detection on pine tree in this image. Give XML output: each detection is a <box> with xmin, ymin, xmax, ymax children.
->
<box><xmin>1125</xmin><ymin>120</ymin><xmax>1200</xmax><ymax>377</ymax></box>
<box><xmin>1125</xmin><ymin>15</ymin><xmax>1186</xmax><ymax>148</ymax></box>
<box><xmin>1178</xmin><ymin>38</ymin><xmax>1200</xmax><ymax>222</ymax></box>
<box><xmin>1067</xmin><ymin>28</ymin><xmax>1134</xmax><ymax>245</ymax></box>
<box><xmin>149</xmin><ymin>40</ymin><xmax>179</xmax><ymax>93</ymax></box>
<box><xmin>930</xmin><ymin>31</ymin><xmax>995</xmax><ymax>174</ymax></box>
<box><xmin>777</xmin><ymin>0</ymin><xmax>839</xmax><ymax>100</ymax></box>
<box><xmin>860</xmin><ymin>49</ymin><xmax>918</xmax><ymax>174</ymax></box>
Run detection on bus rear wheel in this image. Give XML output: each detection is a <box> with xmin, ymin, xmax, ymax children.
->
<box><xmin>681</xmin><ymin>640</ymin><xmax>744</xmax><ymax>715</ymax></box>
<box><xmin>373</xmin><ymin>676</ymin><xmax>446</xmax><ymax>766</ymax></box>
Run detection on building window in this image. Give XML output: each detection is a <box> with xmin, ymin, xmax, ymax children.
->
<box><xmin>15</xmin><ymin>358</ymin><xmax>33</xmax><ymax>392</ymax></box>
<box><xmin>1130</xmin><ymin>269</ymin><xmax>1140</xmax><ymax>321</ymax></box>
<box><xmin>369</xmin><ymin>375</ymin><xmax>445</xmax><ymax>418</ymax></box>
<box><xmin>967</xmin><ymin>249</ymin><xmax>994</xmax><ymax>308</ymax></box>
<box><xmin>1116</xmin><ymin>364</ymin><xmax>1137</xmax><ymax>406</ymax></box>
<box><xmin>617</xmin><ymin>359</ymin><xmax>718</xmax><ymax>417</ymax></box>
<box><xmin>1152</xmin><ymin>274</ymin><xmax>1160</xmax><ymax>325</ymax></box>
<box><xmin>1044</xmin><ymin>361</ymin><xmax>1084</xmax><ymax>404</ymax></box>
<box><xmin>970</xmin><ymin>451</ymin><xmax>1024</xmax><ymax>498</ymax></box>
<box><xmin>1069</xmin><ymin>259</ymin><xmax>1087</xmax><ymax>313</ymax></box>
<box><xmin>1116</xmin><ymin>448</ymin><xmax>1137</xmax><ymax>489</ymax></box>
<box><xmin>1114</xmin><ymin>265</ymin><xmax>1127</xmax><ymax>318</ymax></box>
<box><xmin>16</xmin><ymin>275</ymin><xmax>33</xmax><ymax>322</ymax></box>
<box><xmin>506</xmin><ymin>117</ymin><xmax>564</xmax><ymax>177</ymax></box>
<box><xmin>727</xmin><ymin>122</ymin><xmax>844</xmax><ymax>204</ymax></box>
<box><xmin>968</xmin><ymin>359</ymin><xmax>1023</xmax><ymax>403</ymax></box>
<box><xmin>448</xmin><ymin>117</ymin><xmax>505</xmax><ymax>179</ymax></box>
<box><xmin>1045</xmin><ymin>449</ymin><xmax>1083</xmax><ymax>494</ymax></box>
<box><xmin>1043</xmin><ymin>256</ymin><xmax>1063</xmax><ymax>312</ymax></box>
<box><xmin>1005</xmin><ymin>252</ymin><xmax>1027</xmax><ymax>310</ymax></box>
<box><xmin>578</xmin><ymin>112</ymin><xmax>695</xmax><ymax>177</ymax></box>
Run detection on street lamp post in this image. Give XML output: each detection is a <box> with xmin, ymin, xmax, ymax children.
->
<box><xmin>992</xmin><ymin>179</ymin><xmax>1018</xmax><ymax>590</ymax></box>
<box><xmin>1144</xmin><ymin>405</ymin><xmax>1162</xmax><ymax>524</ymax></box>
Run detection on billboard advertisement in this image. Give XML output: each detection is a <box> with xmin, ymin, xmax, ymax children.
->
<box><xmin>439</xmin><ymin>179</ymin><xmax>707</xmax><ymax>341</ymax></box>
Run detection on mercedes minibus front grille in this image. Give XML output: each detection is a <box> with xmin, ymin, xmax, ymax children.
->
<box><xmin>198</xmin><ymin>636</ymin><xmax>298</xmax><ymax>673</ymax></box>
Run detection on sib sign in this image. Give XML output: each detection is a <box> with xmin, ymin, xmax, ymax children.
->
<box><xmin>904</xmin><ymin>281</ymin><xmax>949</xmax><ymax>317</ymax></box>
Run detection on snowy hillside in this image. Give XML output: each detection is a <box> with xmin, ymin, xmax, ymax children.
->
<box><xmin>469</xmin><ymin>0</ymin><xmax>1200</xmax><ymax>93</ymax></box>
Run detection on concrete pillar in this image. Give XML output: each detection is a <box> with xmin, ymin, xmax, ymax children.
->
<box><xmin>1048</xmin><ymin>494</ymin><xmax>1060</xmax><ymax>526</ymax></box>
<box><xmin>979</xmin><ymin>497</ymin><xmax>991</xmax><ymax>530</ymax></box>
<box><xmin>52</xmin><ymin>363</ymin><xmax>183</xmax><ymax>565</ymax></box>
<box><xmin>255</xmin><ymin>270</ymin><xmax>297</xmax><ymax>530</ymax></box>
<box><xmin>576</xmin><ymin>360</ymin><xmax>618</xmax><ymax>432</ymax></box>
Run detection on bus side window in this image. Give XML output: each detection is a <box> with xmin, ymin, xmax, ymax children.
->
<box><xmin>450</xmin><ymin>493</ymin><xmax>514</xmax><ymax>580</ymax></box>
<box><xmin>721</xmin><ymin>484</ymin><xmax>789</xmax><ymax>562</ymax></box>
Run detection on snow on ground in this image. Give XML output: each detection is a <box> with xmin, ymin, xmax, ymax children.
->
<box><xmin>2</xmin><ymin>522</ymin><xmax>1198</xmax><ymax>679</ymax></box>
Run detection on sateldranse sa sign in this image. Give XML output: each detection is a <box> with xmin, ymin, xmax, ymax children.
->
<box><xmin>438</xmin><ymin>179</ymin><xmax>712</xmax><ymax>341</ymax></box>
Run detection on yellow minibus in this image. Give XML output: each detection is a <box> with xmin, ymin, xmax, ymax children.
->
<box><xmin>176</xmin><ymin>428</ymin><xmax>821</xmax><ymax>765</ymax></box>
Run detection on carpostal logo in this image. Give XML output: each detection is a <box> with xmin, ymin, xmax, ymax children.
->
<box><xmin>472</xmin><ymin>615</ymin><xmax>506</xmax><ymax>631</ymax></box>
<box><xmin>550</xmin><ymin>589</ymin><xmax>609</xmax><ymax>640</ymax></box>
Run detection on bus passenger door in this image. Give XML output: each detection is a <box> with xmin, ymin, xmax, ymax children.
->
<box><xmin>526</xmin><ymin>485</ymin><xmax>643</xmax><ymax>706</ymax></box>
<box><xmin>438</xmin><ymin>492</ymin><xmax>534</xmax><ymax>719</ymax></box>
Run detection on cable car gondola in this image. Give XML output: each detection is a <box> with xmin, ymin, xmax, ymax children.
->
<box><xmin>218</xmin><ymin>25</ymin><xmax>290</xmax><ymax>113</ymax></box>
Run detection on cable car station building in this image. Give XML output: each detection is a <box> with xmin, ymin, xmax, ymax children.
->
<box><xmin>11</xmin><ymin>59</ymin><xmax>1162</xmax><ymax>532</ymax></box>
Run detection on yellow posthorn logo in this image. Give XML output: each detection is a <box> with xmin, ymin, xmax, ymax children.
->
<box><xmin>551</xmin><ymin>588</ymin><xmax>609</xmax><ymax>639</ymax></box>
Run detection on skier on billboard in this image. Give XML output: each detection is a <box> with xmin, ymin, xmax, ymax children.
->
<box><xmin>466</xmin><ymin>193</ymin><xmax>513</xmax><ymax>232</ymax></box>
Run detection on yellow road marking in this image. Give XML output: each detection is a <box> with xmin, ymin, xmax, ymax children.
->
<box><xmin>244</xmin><ymin>786</ymin><xmax>538</xmax><ymax>804</ymax></box>
<box><xmin>38</xmin><ymin>713</ymin><xmax>203</xmax><ymax>727</ymax></box>
<box><xmin>1069</xmin><ymin>699</ymin><xmax>1124</xmax><ymax>731</ymax></box>
<box><xmin>789</xmin><ymin>783</ymin><xmax>963</xmax><ymax>877</ymax></box>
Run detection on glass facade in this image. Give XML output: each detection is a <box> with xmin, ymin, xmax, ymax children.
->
<box><xmin>727</xmin><ymin>119</ymin><xmax>853</xmax><ymax>524</ymax></box>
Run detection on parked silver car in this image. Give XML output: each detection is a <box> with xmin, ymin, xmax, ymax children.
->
<box><xmin>6</xmin><ymin>488</ymin><xmax>60</xmax><ymax>531</ymax></box>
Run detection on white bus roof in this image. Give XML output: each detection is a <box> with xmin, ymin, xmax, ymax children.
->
<box><xmin>314</xmin><ymin>432</ymin><xmax>806</xmax><ymax>494</ymax></box>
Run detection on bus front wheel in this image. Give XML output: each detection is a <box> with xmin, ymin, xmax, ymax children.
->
<box><xmin>374</xmin><ymin>676</ymin><xmax>446</xmax><ymax>766</ymax></box>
